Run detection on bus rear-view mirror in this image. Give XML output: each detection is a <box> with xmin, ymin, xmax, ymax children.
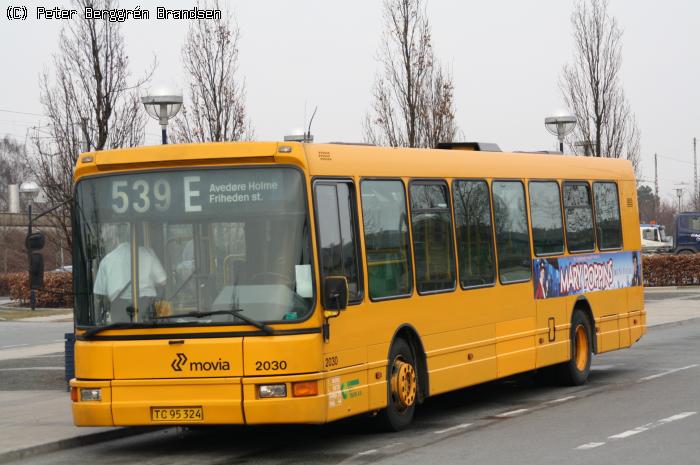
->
<box><xmin>322</xmin><ymin>276</ymin><xmax>348</xmax><ymax>311</ymax></box>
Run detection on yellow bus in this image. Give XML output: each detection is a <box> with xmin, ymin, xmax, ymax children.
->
<box><xmin>66</xmin><ymin>141</ymin><xmax>645</xmax><ymax>430</ymax></box>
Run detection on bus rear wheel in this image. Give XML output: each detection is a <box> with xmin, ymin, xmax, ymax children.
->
<box><xmin>556</xmin><ymin>309</ymin><xmax>592</xmax><ymax>386</ymax></box>
<box><xmin>378</xmin><ymin>338</ymin><xmax>418</xmax><ymax>431</ymax></box>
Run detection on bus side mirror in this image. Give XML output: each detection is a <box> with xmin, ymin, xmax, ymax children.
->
<box><xmin>29</xmin><ymin>252</ymin><xmax>44</xmax><ymax>290</ymax></box>
<box><xmin>322</xmin><ymin>276</ymin><xmax>348</xmax><ymax>311</ymax></box>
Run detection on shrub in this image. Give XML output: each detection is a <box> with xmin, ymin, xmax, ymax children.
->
<box><xmin>0</xmin><ymin>273</ymin><xmax>13</xmax><ymax>296</ymax></box>
<box><xmin>642</xmin><ymin>254</ymin><xmax>700</xmax><ymax>287</ymax></box>
<box><xmin>7</xmin><ymin>271</ymin><xmax>73</xmax><ymax>308</ymax></box>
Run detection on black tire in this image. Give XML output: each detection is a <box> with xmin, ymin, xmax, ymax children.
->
<box><xmin>677</xmin><ymin>249</ymin><xmax>695</xmax><ymax>255</ymax></box>
<box><xmin>556</xmin><ymin>309</ymin><xmax>592</xmax><ymax>386</ymax></box>
<box><xmin>378</xmin><ymin>338</ymin><xmax>418</xmax><ymax>431</ymax></box>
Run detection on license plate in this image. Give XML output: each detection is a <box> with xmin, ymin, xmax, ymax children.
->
<box><xmin>150</xmin><ymin>406</ymin><xmax>204</xmax><ymax>422</ymax></box>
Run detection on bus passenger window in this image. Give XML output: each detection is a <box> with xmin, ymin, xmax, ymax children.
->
<box><xmin>361</xmin><ymin>180</ymin><xmax>413</xmax><ymax>299</ymax></box>
<box><xmin>492</xmin><ymin>181</ymin><xmax>531</xmax><ymax>283</ymax></box>
<box><xmin>529</xmin><ymin>181</ymin><xmax>564</xmax><ymax>256</ymax></box>
<box><xmin>563</xmin><ymin>182</ymin><xmax>596</xmax><ymax>252</ymax></box>
<box><xmin>409</xmin><ymin>182</ymin><xmax>456</xmax><ymax>293</ymax></box>
<box><xmin>593</xmin><ymin>182</ymin><xmax>622</xmax><ymax>250</ymax></box>
<box><xmin>314</xmin><ymin>182</ymin><xmax>362</xmax><ymax>303</ymax></box>
<box><xmin>452</xmin><ymin>180</ymin><xmax>495</xmax><ymax>287</ymax></box>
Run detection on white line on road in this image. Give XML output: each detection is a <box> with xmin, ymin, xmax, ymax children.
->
<box><xmin>0</xmin><ymin>343</ymin><xmax>63</xmax><ymax>361</ymax></box>
<box><xmin>496</xmin><ymin>408</ymin><xmax>529</xmax><ymax>418</ymax></box>
<box><xmin>576</xmin><ymin>442</ymin><xmax>605</xmax><ymax>450</ymax></box>
<box><xmin>546</xmin><ymin>395</ymin><xmax>576</xmax><ymax>404</ymax></box>
<box><xmin>356</xmin><ymin>449</ymin><xmax>378</xmax><ymax>456</ymax></box>
<box><xmin>0</xmin><ymin>344</ymin><xmax>28</xmax><ymax>350</ymax></box>
<box><xmin>608</xmin><ymin>424</ymin><xmax>653</xmax><ymax>439</ymax></box>
<box><xmin>659</xmin><ymin>412</ymin><xmax>697</xmax><ymax>423</ymax></box>
<box><xmin>434</xmin><ymin>423</ymin><xmax>472</xmax><ymax>434</ymax></box>
<box><xmin>0</xmin><ymin>366</ymin><xmax>63</xmax><ymax>371</ymax></box>
<box><xmin>577</xmin><ymin>412</ymin><xmax>697</xmax><ymax>450</ymax></box>
<box><xmin>639</xmin><ymin>364</ymin><xmax>698</xmax><ymax>382</ymax></box>
<box><xmin>609</xmin><ymin>412</ymin><xmax>697</xmax><ymax>439</ymax></box>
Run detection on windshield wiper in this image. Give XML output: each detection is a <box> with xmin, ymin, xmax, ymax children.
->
<box><xmin>154</xmin><ymin>310</ymin><xmax>274</xmax><ymax>335</ymax></box>
<box><xmin>81</xmin><ymin>321</ymin><xmax>153</xmax><ymax>339</ymax></box>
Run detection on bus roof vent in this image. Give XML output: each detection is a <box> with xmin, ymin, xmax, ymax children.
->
<box><xmin>436</xmin><ymin>142</ymin><xmax>501</xmax><ymax>152</ymax></box>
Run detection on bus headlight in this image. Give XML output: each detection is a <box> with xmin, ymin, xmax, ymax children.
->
<box><xmin>258</xmin><ymin>384</ymin><xmax>287</xmax><ymax>398</ymax></box>
<box><xmin>80</xmin><ymin>388</ymin><xmax>102</xmax><ymax>402</ymax></box>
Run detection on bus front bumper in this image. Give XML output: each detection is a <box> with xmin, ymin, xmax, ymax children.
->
<box><xmin>70</xmin><ymin>374</ymin><xmax>330</xmax><ymax>426</ymax></box>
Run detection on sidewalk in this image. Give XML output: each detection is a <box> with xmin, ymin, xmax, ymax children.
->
<box><xmin>0</xmin><ymin>391</ymin><xmax>145</xmax><ymax>464</ymax></box>
<box><xmin>0</xmin><ymin>290</ymin><xmax>699</xmax><ymax>463</ymax></box>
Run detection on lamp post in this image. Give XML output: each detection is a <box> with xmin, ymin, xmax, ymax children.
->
<box><xmin>141</xmin><ymin>88</ymin><xmax>183</xmax><ymax>144</ymax></box>
<box><xmin>676</xmin><ymin>188</ymin><xmax>684</xmax><ymax>213</ymax></box>
<box><xmin>19</xmin><ymin>181</ymin><xmax>40</xmax><ymax>310</ymax></box>
<box><xmin>545</xmin><ymin>112</ymin><xmax>577</xmax><ymax>153</ymax></box>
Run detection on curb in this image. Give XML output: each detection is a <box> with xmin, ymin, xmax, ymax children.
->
<box><xmin>0</xmin><ymin>427</ymin><xmax>158</xmax><ymax>464</ymax></box>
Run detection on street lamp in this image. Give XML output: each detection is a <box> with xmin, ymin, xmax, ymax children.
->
<box><xmin>545</xmin><ymin>112</ymin><xmax>577</xmax><ymax>153</ymax></box>
<box><xmin>19</xmin><ymin>181</ymin><xmax>40</xmax><ymax>310</ymax></box>
<box><xmin>141</xmin><ymin>88</ymin><xmax>183</xmax><ymax>145</ymax></box>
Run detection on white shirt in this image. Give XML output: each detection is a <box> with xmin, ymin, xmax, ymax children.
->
<box><xmin>93</xmin><ymin>243</ymin><xmax>167</xmax><ymax>302</ymax></box>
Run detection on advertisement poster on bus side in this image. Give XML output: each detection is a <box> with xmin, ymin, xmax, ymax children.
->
<box><xmin>533</xmin><ymin>251</ymin><xmax>641</xmax><ymax>300</ymax></box>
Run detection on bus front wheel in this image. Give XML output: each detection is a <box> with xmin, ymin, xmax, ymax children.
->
<box><xmin>379</xmin><ymin>338</ymin><xmax>418</xmax><ymax>431</ymax></box>
<box><xmin>557</xmin><ymin>309</ymin><xmax>592</xmax><ymax>386</ymax></box>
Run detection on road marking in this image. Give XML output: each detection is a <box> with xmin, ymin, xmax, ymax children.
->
<box><xmin>434</xmin><ymin>423</ymin><xmax>472</xmax><ymax>434</ymax></box>
<box><xmin>0</xmin><ymin>366</ymin><xmax>63</xmax><ymax>371</ymax></box>
<box><xmin>639</xmin><ymin>364</ymin><xmax>698</xmax><ymax>381</ymax></box>
<box><xmin>356</xmin><ymin>449</ymin><xmax>377</xmax><ymax>456</ymax></box>
<box><xmin>496</xmin><ymin>408</ymin><xmax>528</xmax><ymax>418</ymax></box>
<box><xmin>546</xmin><ymin>395</ymin><xmax>576</xmax><ymax>404</ymax></box>
<box><xmin>577</xmin><ymin>412</ymin><xmax>697</xmax><ymax>450</ymax></box>
<box><xmin>590</xmin><ymin>364</ymin><xmax>616</xmax><ymax>371</ymax></box>
<box><xmin>0</xmin><ymin>343</ymin><xmax>64</xmax><ymax>361</ymax></box>
<box><xmin>0</xmin><ymin>344</ymin><xmax>28</xmax><ymax>350</ymax></box>
<box><xmin>576</xmin><ymin>442</ymin><xmax>605</xmax><ymax>450</ymax></box>
<box><xmin>658</xmin><ymin>412</ymin><xmax>697</xmax><ymax>423</ymax></box>
<box><xmin>607</xmin><ymin>412</ymin><xmax>697</xmax><ymax>440</ymax></box>
<box><xmin>608</xmin><ymin>424</ymin><xmax>652</xmax><ymax>439</ymax></box>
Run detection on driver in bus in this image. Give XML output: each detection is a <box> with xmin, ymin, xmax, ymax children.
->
<box><xmin>93</xmin><ymin>235</ymin><xmax>167</xmax><ymax>323</ymax></box>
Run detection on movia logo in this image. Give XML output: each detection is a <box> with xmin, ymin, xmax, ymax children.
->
<box><xmin>170</xmin><ymin>353</ymin><xmax>231</xmax><ymax>372</ymax></box>
<box><xmin>171</xmin><ymin>353</ymin><xmax>188</xmax><ymax>371</ymax></box>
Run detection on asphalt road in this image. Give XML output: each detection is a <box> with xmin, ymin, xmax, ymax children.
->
<box><xmin>0</xmin><ymin>321</ymin><xmax>72</xmax><ymax>390</ymax></box>
<box><xmin>0</xmin><ymin>321</ymin><xmax>72</xmax><ymax>349</ymax></box>
<box><xmin>3</xmin><ymin>317</ymin><xmax>699</xmax><ymax>465</ymax></box>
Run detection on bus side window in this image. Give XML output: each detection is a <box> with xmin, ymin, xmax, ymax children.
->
<box><xmin>593</xmin><ymin>182</ymin><xmax>622</xmax><ymax>250</ymax></box>
<box><xmin>361</xmin><ymin>180</ymin><xmax>413</xmax><ymax>300</ymax></box>
<box><xmin>452</xmin><ymin>180</ymin><xmax>495</xmax><ymax>287</ymax></box>
<box><xmin>492</xmin><ymin>180</ymin><xmax>531</xmax><ymax>283</ymax></box>
<box><xmin>529</xmin><ymin>181</ymin><xmax>565</xmax><ymax>256</ymax></box>
<box><xmin>409</xmin><ymin>181</ymin><xmax>456</xmax><ymax>294</ymax></box>
<box><xmin>563</xmin><ymin>181</ymin><xmax>596</xmax><ymax>253</ymax></box>
<box><xmin>313</xmin><ymin>181</ymin><xmax>363</xmax><ymax>303</ymax></box>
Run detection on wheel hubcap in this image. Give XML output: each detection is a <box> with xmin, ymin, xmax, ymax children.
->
<box><xmin>390</xmin><ymin>357</ymin><xmax>417</xmax><ymax>410</ymax></box>
<box><xmin>574</xmin><ymin>324</ymin><xmax>589</xmax><ymax>371</ymax></box>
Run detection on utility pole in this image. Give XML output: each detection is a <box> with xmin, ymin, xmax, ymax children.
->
<box><xmin>676</xmin><ymin>188</ymin><xmax>684</xmax><ymax>213</ymax></box>
<box><xmin>654</xmin><ymin>153</ymin><xmax>659</xmax><ymax>216</ymax></box>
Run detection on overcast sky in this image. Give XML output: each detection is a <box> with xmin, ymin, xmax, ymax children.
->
<box><xmin>1</xmin><ymin>0</ymin><xmax>698</xmax><ymax>204</ymax></box>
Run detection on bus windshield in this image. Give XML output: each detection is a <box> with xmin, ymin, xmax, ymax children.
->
<box><xmin>73</xmin><ymin>167</ymin><xmax>314</xmax><ymax>328</ymax></box>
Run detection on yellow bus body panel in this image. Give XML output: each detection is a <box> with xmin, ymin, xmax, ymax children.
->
<box><xmin>70</xmin><ymin>141</ymin><xmax>645</xmax><ymax>427</ymax></box>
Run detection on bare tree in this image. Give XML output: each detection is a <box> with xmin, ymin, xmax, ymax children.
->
<box><xmin>364</xmin><ymin>0</ymin><xmax>457</xmax><ymax>148</ymax></box>
<box><xmin>560</xmin><ymin>0</ymin><xmax>640</xmax><ymax>171</ymax></box>
<box><xmin>173</xmin><ymin>0</ymin><xmax>252</xmax><ymax>143</ymax></box>
<box><xmin>32</xmin><ymin>0</ymin><xmax>150</xmax><ymax>249</ymax></box>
